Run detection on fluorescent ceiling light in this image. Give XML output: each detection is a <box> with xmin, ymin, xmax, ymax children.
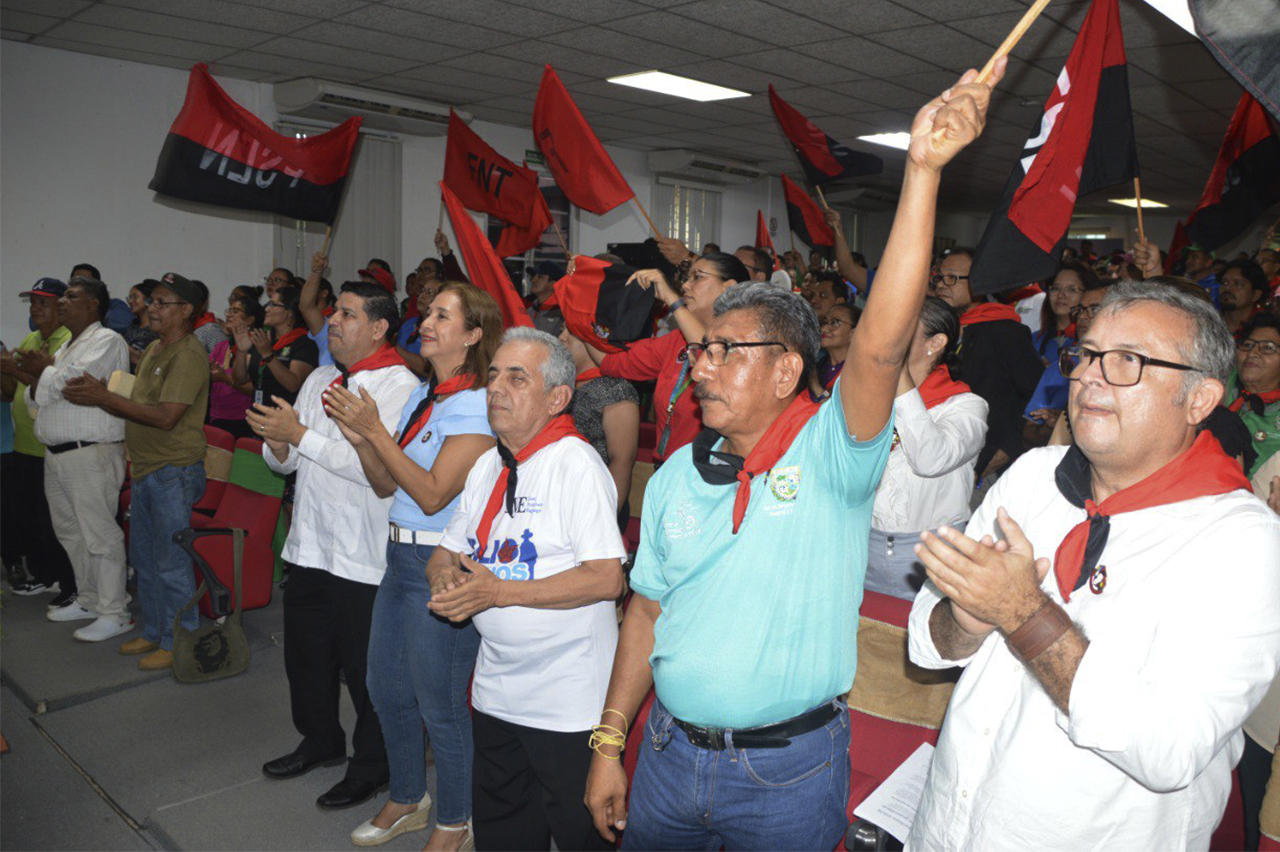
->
<box><xmin>857</xmin><ymin>132</ymin><xmax>911</xmax><ymax>150</ymax></box>
<box><xmin>1108</xmin><ymin>197</ymin><xmax>1169</xmax><ymax>209</ymax></box>
<box><xmin>607</xmin><ymin>71</ymin><xmax>749</xmax><ymax>102</ymax></box>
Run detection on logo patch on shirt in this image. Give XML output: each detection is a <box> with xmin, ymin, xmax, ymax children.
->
<box><xmin>469</xmin><ymin>529</ymin><xmax>538</xmax><ymax>580</ymax></box>
<box><xmin>769</xmin><ymin>466</ymin><xmax>801</xmax><ymax>502</ymax></box>
<box><xmin>420</xmin><ymin>430</ymin><xmax>432</xmax><ymax>444</ymax></box>
<box><xmin>1089</xmin><ymin>565</ymin><xmax>1107</xmax><ymax>595</ymax></box>
<box><xmin>663</xmin><ymin>499</ymin><xmax>701</xmax><ymax>540</ymax></box>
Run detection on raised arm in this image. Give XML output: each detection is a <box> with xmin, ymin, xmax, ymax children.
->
<box><xmin>298</xmin><ymin>252</ymin><xmax>328</xmax><ymax>335</ymax></box>
<box><xmin>826</xmin><ymin>207</ymin><xmax>868</xmax><ymax>294</ymax></box>
<box><xmin>840</xmin><ymin>62</ymin><xmax>1004</xmax><ymax>440</ymax></box>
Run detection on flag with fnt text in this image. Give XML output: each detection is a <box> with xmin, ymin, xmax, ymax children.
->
<box><xmin>149</xmin><ymin>64</ymin><xmax>360</xmax><ymax>224</ymax></box>
<box><xmin>532</xmin><ymin>65</ymin><xmax>634</xmax><ymax>215</ymax></box>
<box><xmin>440</xmin><ymin>182</ymin><xmax>533</xmax><ymax>329</ymax></box>
<box><xmin>970</xmin><ymin>0</ymin><xmax>1138</xmax><ymax>295</ymax></box>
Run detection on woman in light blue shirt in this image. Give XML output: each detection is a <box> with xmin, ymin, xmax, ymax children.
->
<box><xmin>327</xmin><ymin>282</ymin><xmax>503</xmax><ymax>851</ymax></box>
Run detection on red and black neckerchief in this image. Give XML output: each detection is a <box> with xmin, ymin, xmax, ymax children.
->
<box><xmin>397</xmin><ymin>374</ymin><xmax>475</xmax><ymax>448</ymax></box>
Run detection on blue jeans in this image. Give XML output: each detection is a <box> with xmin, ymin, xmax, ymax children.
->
<box><xmin>367</xmin><ymin>541</ymin><xmax>481</xmax><ymax>822</ymax></box>
<box><xmin>623</xmin><ymin>698</ymin><xmax>851</xmax><ymax>852</ymax></box>
<box><xmin>129</xmin><ymin>463</ymin><xmax>205</xmax><ymax>650</ymax></box>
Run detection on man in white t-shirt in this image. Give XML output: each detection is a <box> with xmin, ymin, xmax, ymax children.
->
<box><xmin>907</xmin><ymin>282</ymin><xmax>1280</xmax><ymax>850</ymax></box>
<box><xmin>427</xmin><ymin>327</ymin><xmax>626</xmax><ymax>852</ymax></box>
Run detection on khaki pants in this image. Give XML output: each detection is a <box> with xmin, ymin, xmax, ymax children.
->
<box><xmin>44</xmin><ymin>442</ymin><xmax>130</xmax><ymax>622</ymax></box>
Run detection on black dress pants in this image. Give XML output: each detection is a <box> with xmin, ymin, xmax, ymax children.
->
<box><xmin>1240</xmin><ymin>732</ymin><xmax>1274</xmax><ymax>851</ymax></box>
<box><xmin>472</xmin><ymin>710</ymin><xmax>611</xmax><ymax>852</ymax></box>
<box><xmin>7</xmin><ymin>452</ymin><xmax>75</xmax><ymax>591</ymax></box>
<box><xmin>283</xmin><ymin>564</ymin><xmax>388</xmax><ymax>784</ymax></box>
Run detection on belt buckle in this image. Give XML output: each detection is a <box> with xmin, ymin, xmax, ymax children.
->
<box><xmin>688</xmin><ymin>725</ymin><xmax>726</xmax><ymax>750</ymax></box>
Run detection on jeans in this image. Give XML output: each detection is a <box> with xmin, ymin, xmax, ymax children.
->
<box><xmin>130</xmin><ymin>462</ymin><xmax>204</xmax><ymax>649</ymax></box>
<box><xmin>367</xmin><ymin>541</ymin><xmax>480</xmax><ymax>821</ymax></box>
<box><xmin>623</xmin><ymin>698</ymin><xmax>851</xmax><ymax>852</ymax></box>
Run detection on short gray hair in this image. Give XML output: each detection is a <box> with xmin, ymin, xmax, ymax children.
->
<box><xmin>501</xmin><ymin>326</ymin><xmax>576</xmax><ymax>392</ymax></box>
<box><xmin>1097</xmin><ymin>280</ymin><xmax>1234</xmax><ymax>391</ymax></box>
<box><xmin>712</xmin><ymin>282</ymin><xmax>821</xmax><ymax>394</ymax></box>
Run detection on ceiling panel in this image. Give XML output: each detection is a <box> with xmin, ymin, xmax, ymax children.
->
<box><xmin>727</xmin><ymin>46</ymin><xmax>865</xmax><ymax>86</ymax></box>
<box><xmin>771</xmin><ymin>0</ymin><xmax>933</xmax><ymax>35</ymax></box>
<box><xmin>36</xmin><ymin>21</ymin><xmax>229</xmax><ymax>61</ymax></box>
<box><xmin>496</xmin><ymin>0</ymin><xmax>650</xmax><ymax>24</ymax></box>
<box><xmin>381</xmin><ymin>0</ymin><xmax>582</xmax><ymax>38</ymax></box>
<box><xmin>0</xmin><ymin>9</ymin><xmax>57</xmax><ymax>34</ymax></box>
<box><xmin>540</xmin><ymin>26</ymin><xmax>691</xmax><ymax>68</ymax></box>
<box><xmin>673</xmin><ymin>0</ymin><xmax>838</xmax><ymax>45</ymax></box>
<box><xmin>254</xmin><ymin>37</ymin><xmax>420</xmax><ymax>76</ymax></box>
<box><xmin>802</xmin><ymin>35</ymin><xmax>936</xmax><ymax>77</ymax></box>
<box><xmin>2</xmin><ymin>0</ymin><xmax>91</xmax><ymax>16</ymax></box>
<box><xmin>102</xmin><ymin>0</ymin><xmax>317</xmax><ymax>35</ymax></box>
<box><xmin>332</xmin><ymin>6</ymin><xmax>523</xmax><ymax>51</ymax></box>
<box><xmin>285</xmin><ymin>21</ymin><xmax>465</xmax><ymax>63</ymax></box>
<box><xmin>72</xmin><ymin>5</ymin><xmax>270</xmax><ymax>49</ymax></box>
<box><xmin>219</xmin><ymin>0</ymin><xmax>369</xmax><ymax>15</ymax></box>
<box><xmin>601</xmin><ymin>9</ymin><xmax>770</xmax><ymax>55</ymax></box>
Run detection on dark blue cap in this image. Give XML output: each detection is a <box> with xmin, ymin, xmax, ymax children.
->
<box><xmin>20</xmin><ymin>277</ymin><xmax>67</xmax><ymax>299</ymax></box>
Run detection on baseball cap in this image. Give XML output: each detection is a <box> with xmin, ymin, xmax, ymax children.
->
<box><xmin>20</xmin><ymin>278</ymin><xmax>67</xmax><ymax>299</ymax></box>
<box><xmin>1181</xmin><ymin>243</ymin><xmax>1215</xmax><ymax>258</ymax></box>
<box><xmin>157</xmin><ymin>272</ymin><xmax>203</xmax><ymax>306</ymax></box>
<box><xmin>359</xmin><ymin>267</ymin><xmax>396</xmax><ymax>294</ymax></box>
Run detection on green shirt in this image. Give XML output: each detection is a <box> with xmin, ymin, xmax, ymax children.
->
<box><xmin>125</xmin><ymin>334</ymin><xmax>209</xmax><ymax>478</ymax></box>
<box><xmin>1226</xmin><ymin>369</ymin><xmax>1280</xmax><ymax>478</ymax></box>
<box><xmin>11</xmin><ymin>326</ymin><xmax>71</xmax><ymax>457</ymax></box>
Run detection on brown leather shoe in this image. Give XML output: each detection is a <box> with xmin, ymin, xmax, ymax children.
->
<box><xmin>120</xmin><ymin>637</ymin><xmax>159</xmax><ymax>656</ymax></box>
<box><xmin>137</xmin><ymin>649</ymin><xmax>173</xmax><ymax>671</ymax></box>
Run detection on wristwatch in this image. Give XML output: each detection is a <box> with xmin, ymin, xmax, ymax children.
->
<box><xmin>668</xmin><ymin>298</ymin><xmax>686</xmax><ymax>313</ymax></box>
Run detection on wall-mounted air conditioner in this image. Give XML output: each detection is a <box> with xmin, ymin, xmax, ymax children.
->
<box><xmin>647</xmin><ymin>149</ymin><xmax>767</xmax><ymax>185</ymax></box>
<box><xmin>273</xmin><ymin>79</ymin><xmax>469</xmax><ymax>137</ymax></box>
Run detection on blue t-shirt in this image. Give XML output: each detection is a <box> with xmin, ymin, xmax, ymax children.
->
<box><xmin>630</xmin><ymin>380</ymin><xmax>894</xmax><ymax>729</ymax></box>
<box><xmin>1024</xmin><ymin>332</ymin><xmax>1070</xmax><ymax>419</ymax></box>
<box><xmin>396</xmin><ymin>315</ymin><xmax>419</xmax><ymax>353</ymax></box>
<box><xmin>309</xmin><ymin>324</ymin><xmax>334</xmax><ymax>368</ymax></box>
<box><xmin>389</xmin><ymin>386</ymin><xmax>492</xmax><ymax>532</ymax></box>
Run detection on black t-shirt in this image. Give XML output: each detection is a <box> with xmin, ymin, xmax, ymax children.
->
<box><xmin>959</xmin><ymin>319</ymin><xmax>1044</xmax><ymax>472</ymax></box>
<box><xmin>248</xmin><ymin>334</ymin><xmax>319</xmax><ymax>408</ymax></box>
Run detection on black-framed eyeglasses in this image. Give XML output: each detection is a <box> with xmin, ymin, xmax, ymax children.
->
<box><xmin>1238</xmin><ymin>339</ymin><xmax>1280</xmax><ymax>356</ymax></box>
<box><xmin>679</xmin><ymin>340</ymin><xmax>788</xmax><ymax>366</ymax></box>
<box><xmin>150</xmin><ymin>299</ymin><xmax>186</xmax><ymax>309</ymax></box>
<box><xmin>1070</xmin><ymin>304</ymin><xmax>1102</xmax><ymax>319</ymax></box>
<box><xmin>1059</xmin><ymin>345</ymin><xmax>1198</xmax><ymax>387</ymax></box>
<box><xmin>929</xmin><ymin>273</ymin><xmax>969</xmax><ymax>290</ymax></box>
<box><xmin>264</xmin><ymin>275</ymin><xmax>289</xmax><ymax>285</ymax></box>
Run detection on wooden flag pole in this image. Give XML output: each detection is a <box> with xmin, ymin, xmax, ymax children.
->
<box><xmin>320</xmin><ymin>225</ymin><xmax>334</xmax><ymax>259</ymax></box>
<box><xmin>814</xmin><ymin>185</ymin><xmax>830</xmax><ymax>210</ymax></box>
<box><xmin>1133</xmin><ymin>177</ymin><xmax>1147</xmax><ymax>245</ymax></box>
<box><xmin>633</xmin><ymin>197</ymin><xmax>661</xmax><ymax>239</ymax></box>
<box><xmin>978</xmin><ymin>0</ymin><xmax>1053</xmax><ymax>84</ymax></box>
<box><xmin>550</xmin><ymin>217</ymin><xmax>571</xmax><ymax>258</ymax></box>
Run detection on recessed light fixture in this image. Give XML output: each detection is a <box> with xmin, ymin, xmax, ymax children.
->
<box><xmin>857</xmin><ymin>132</ymin><xmax>912</xmax><ymax>150</ymax></box>
<box><xmin>607</xmin><ymin>71</ymin><xmax>749</xmax><ymax>102</ymax></box>
<box><xmin>1108</xmin><ymin>197</ymin><xmax>1169</xmax><ymax>209</ymax></box>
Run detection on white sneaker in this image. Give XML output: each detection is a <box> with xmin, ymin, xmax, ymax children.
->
<box><xmin>74</xmin><ymin>617</ymin><xmax>136</xmax><ymax>642</ymax></box>
<box><xmin>46</xmin><ymin>601</ymin><xmax>97</xmax><ymax>622</ymax></box>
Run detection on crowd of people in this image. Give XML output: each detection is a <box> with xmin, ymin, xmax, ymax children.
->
<box><xmin>3</xmin><ymin>63</ymin><xmax>1280</xmax><ymax>852</ymax></box>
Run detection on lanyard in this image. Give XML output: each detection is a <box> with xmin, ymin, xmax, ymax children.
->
<box><xmin>655</xmin><ymin>358</ymin><xmax>693</xmax><ymax>459</ymax></box>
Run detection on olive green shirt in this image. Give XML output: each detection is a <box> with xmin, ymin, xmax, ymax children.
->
<box><xmin>125</xmin><ymin>333</ymin><xmax>208</xmax><ymax>478</ymax></box>
<box><xmin>11</xmin><ymin>326</ymin><xmax>71</xmax><ymax>457</ymax></box>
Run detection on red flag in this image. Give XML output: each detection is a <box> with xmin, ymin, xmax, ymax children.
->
<box><xmin>443</xmin><ymin>110</ymin><xmax>543</xmax><ymax>229</ymax></box>
<box><xmin>768</xmin><ymin>85</ymin><xmax>881</xmax><ymax>187</ymax></box>
<box><xmin>781</xmin><ymin>175</ymin><xmax>834</xmax><ymax>255</ymax></box>
<box><xmin>493</xmin><ymin>187</ymin><xmax>553</xmax><ymax>258</ymax></box>
<box><xmin>149</xmin><ymin>64</ymin><xmax>360</xmax><ymax>224</ymax></box>
<box><xmin>755</xmin><ymin>210</ymin><xmax>780</xmax><ymax>270</ymax></box>
<box><xmin>1185</xmin><ymin>92</ymin><xmax>1280</xmax><ymax>251</ymax></box>
<box><xmin>969</xmin><ymin>0</ymin><xmax>1138</xmax><ymax>295</ymax></box>
<box><xmin>1165</xmin><ymin>220</ymin><xmax>1189</xmax><ymax>275</ymax></box>
<box><xmin>440</xmin><ymin>181</ymin><xmax>532</xmax><ymax>329</ymax></box>
<box><xmin>532</xmin><ymin>66</ymin><xmax>634</xmax><ymax>215</ymax></box>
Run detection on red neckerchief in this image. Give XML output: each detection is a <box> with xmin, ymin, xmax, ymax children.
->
<box><xmin>690</xmin><ymin>392</ymin><xmax>820</xmax><ymax>534</ymax></box>
<box><xmin>193</xmin><ymin>312</ymin><xmax>217</xmax><ymax>329</ymax></box>
<box><xmin>322</xmin><ymin>306</ymin><xmax>336</xmax><ymax>318</ymax></box>
<box><xmin>1052</xmin><ymin>431</ymin><xmax>1250</xmax><ymax>602</ymax></box>
<box><xmin>473</xmin><ymin>415</ymin><xmax>586</xmax><ymax>557</ymax></box>
<box><xmin>960</xmin><ymin>302</ymin><xmax>1023</xmax><ymax>326</ymax></box>
<box><xmin>271</xmin><ymin>327</ymin><xmax>308</xmax><ymax>352</ymax></box>
<box><xmin>1228</xmin><ymin>380</ymin><xmax>1280</xmax><ymax>415</ymax></box>
<box><xmin>576</xmin><ymin>367</ymin><xmax>603</xmax><ymax>383</ymax></box>
<box><xmin>325</xmin><ymin>344</ymin><xmax>406</xmax><ymax>393</ymax></box>
<box><xmin>917</xmin><ymin>365</ymin><xmax>971</xmax><ymax>409</ymax></box>
<box><xmin>1004</xmin><ymin>284</ymin><xmax>1043</xmax><ymax>302</ymax></box>
<box><xmin>397</xmin><ymin>374</ymin><xmax>475</xmax><ymax>448</ymax></box>
<box><xmin>1062</xmin><ymin>323</ymin><xmax>1077</xmax><ymax>339</ymax></box>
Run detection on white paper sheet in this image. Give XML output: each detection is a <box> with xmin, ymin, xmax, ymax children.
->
<box><xmin>852</xmin><ymin>742</ymin><xmax>935</xmax><ymax>844</ymax></box>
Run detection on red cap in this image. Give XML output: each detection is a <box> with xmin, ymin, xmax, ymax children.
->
<box><xmin>359</xmin><ymin>267</ymin><xmax>396</xmax><ymax>294</ymax></box>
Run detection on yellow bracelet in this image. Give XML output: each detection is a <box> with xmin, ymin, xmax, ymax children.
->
<box><xmin>589</xmin><ymin>723</ymin><xmax>626</xmax><ymax>758</ymax></box>
<box><xmin>601</xmin><ymin>707</ymin><xmax>630</xmax><ymax>731</ymax></box>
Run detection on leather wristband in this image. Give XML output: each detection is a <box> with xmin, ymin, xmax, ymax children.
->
<box><xmin>1005</xmin><ymin>599</ymin><xmax>1073</xmax><ymax>663</ymax></box>
<box><xmin>669</xmin><ymin>298</ymin><xmax>686</xmax><ymax>313</ymax></box>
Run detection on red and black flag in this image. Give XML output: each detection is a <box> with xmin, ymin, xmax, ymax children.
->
<box><xmin>533</xmin><ymin>66</ymin><xmax>634</xmax><ymax>215</ymax></box>
<box><xmin>768</xmin><ymin>85</ymin><xmax>882</xmax><ymax>187</ymax></box>
<box><xmin>440</xmin><ymin>181</ymin><xmax>533</xmax><ymax>330</ymax></box>
<box><xmin>444</xmin><ymin>110</ymin><xmax>545</xmax><ymax>229</ymax></box>
<box><xmin>553</xmin><ymin>256</ymin><xmax>655</xmax><ymax>354</ymax></box>
<box><xmin>149</xmin><ymin>64</ymin><xmax>360</xmax><ymax>224</ymax></box>
<box><xmin>782</xmin><ymin>175</ymin><xmax>835</xmax><ymax>258</ymax></box>
<box><xmin>969</xmin><ymin>0</ymin><xmax>1138</xmax><ymax>296</ymax></box>
<box><xmin>755</xmin><ymin>210</ymin><xmax>781</xmax><ymax>270</ymax></box>
<box><xmin>1185</xmin><ymin>92</ymin><xmax>1280</xmax><ymax>251</ymax></box>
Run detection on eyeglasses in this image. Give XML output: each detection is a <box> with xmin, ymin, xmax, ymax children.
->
<box><xmin>929</xmin><ymin>273</ymin><xmax>969</xmax><ymax>290</ymax></box>
<box><xmin>266</xmin><ymin>301</ymin><xmax>285</xmax><ymax>309</ymax></box>
<box><xmin>264</xmin><ymin>275</ymin><xmax>290</xmax><ymax>286</ymax></box>
<box><xmin>1070</xmin><ymin>305</ymin><xmax>1103</xmax><ymax>319</ymax></box>
<box><xmin>1059</xmin><ymin>345</ymin><xmax>1197</xmax><ymax>387</ymax></box>
<box><xmin>150</xmin><ymin>299</ymin><xmax>187</xmax><ymax>309</ymax></box>
<box><xmin>1238</xmin><ymin>339</ymin><xmax>1280</xmax><ymax>356</ymax></box>
<box><xmin>819</xmin><ymin>316</ymin><xmax>853</xmax><ymax>330</ymax></box>
<box><xmin>1048</xmin><ymin>286</ymin><xmax>1084</xmax><ymax>297</ymax></box>
<box><xmin>688</xmin><ymin>269</ymin><xmax>725</xmax><ymax>284</ymax></box>
<box><xmin>679</xmin><ymin>340</ymin><xmax>788</xmax><ymax>366</ymax></box>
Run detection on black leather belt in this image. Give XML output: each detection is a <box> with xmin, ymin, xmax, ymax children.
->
<box><xmin>47</xmin><ymin>440</ymin><xmax>99</xmax><ymax>455</ymax></box>
<box><xmin>673</xmin><ymin>700</ymin><xmax>840</xmax><ymax>751</ymax></box>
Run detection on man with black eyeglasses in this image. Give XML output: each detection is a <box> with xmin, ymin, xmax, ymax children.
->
<box><xmin>1226</xmin><ymin>313</ymin><xmax>1280</xmax><ymax>482</ymax></box>
<box><xmin>907</xmin><ymin>281</ymin><xmax>1280</xmax><ymax>850</ymax></box>
<box><xmin>585</xmin><ymin>64</ymin><xmax>1007</xmax><ymax>851</ymax></box>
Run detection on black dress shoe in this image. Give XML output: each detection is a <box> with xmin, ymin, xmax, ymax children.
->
<box><xmin>261</xmin><ymin>750</ymin><xmax>345</xmax><ymax>779</ymax></box>
<box><xmin>316</xmin><ymin>777</ymin><xmax>388</xmax><ymax>810</ymax></box>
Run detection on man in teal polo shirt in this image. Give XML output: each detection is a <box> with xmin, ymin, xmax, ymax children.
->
<box><xmin>584</xmin><ymin>62</ymin><xmax>1006</xmax><ymax>851</ymax></box>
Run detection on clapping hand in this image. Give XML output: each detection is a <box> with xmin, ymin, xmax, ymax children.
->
<box><xmin>322</xmin><ymin>383</ymin><xmax>383</xmax><ymax>441</ymax></box>
<box><xmin>248</xmin><ymin>328</ymin><xmax>274</xmax><ymax>358</ymax></box>
<box><xmin>427</xmin><ymin>554</ymin><xmax>502</xmax><ymax>621</ymax></box>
